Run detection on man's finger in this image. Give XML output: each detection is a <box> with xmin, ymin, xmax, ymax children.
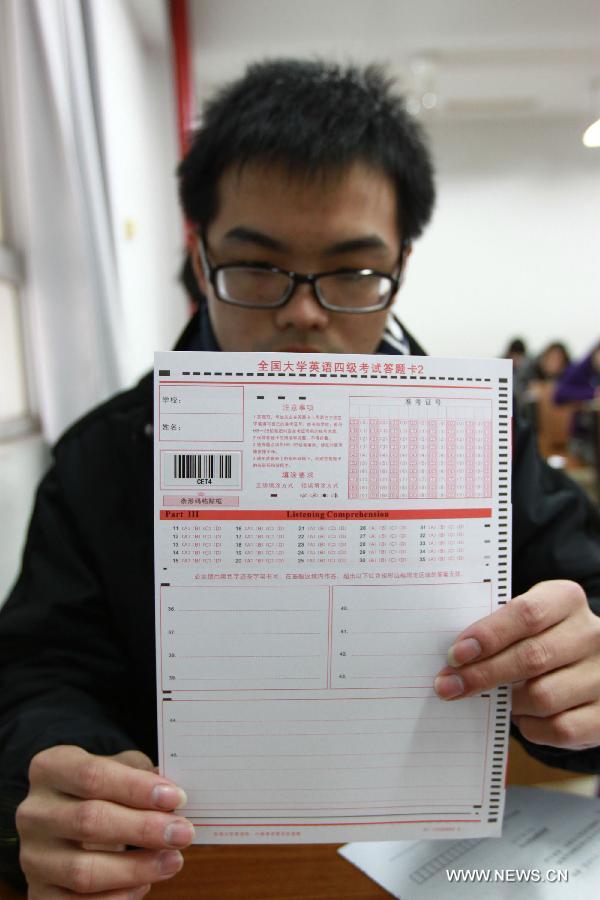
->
<box><xmin>515</xmin><ymin>700</ymin><xmax>600</xmax><ymax>751</ymax></box>
<box><xmin>111</xmin><ymin>750</ymin><xmax>156</xmax><ymax>772</ymax></box>
<box><xmin>81</xmin><ymin>842</ymin><xmax>127</xmax><ymax>851</ymax></box>
<box><xmin>28</xmin><ymin>882</ymin><xmax>151</xmax><ymax>899</ymax></box>
<box><xmin>21</xmin><ymin>793</ymin><xmax>194</xmax><ymax>849</ymax></box>
<box><xmin>435</xmin><ymin>615</ymin><xmax>598</xmax><ymax>698</ymax></box>
<box><xmin>28</xmin><ymin>746</ymin><xmax>187</xmax><ymax>811</ymax></box>
<box><xmin>27</xmin><ymin>843</ymin><xmax>184</xmax><ymax>894</ymax></box>
<box><xmin>446</xmin><ymin>581</ymin><xmax>586</xmax><ymax>668</ymax></box>
<box><xmin>513</xmin><ymin>657</ymin><xmax>600</xmax><ymax>718</ymax></box>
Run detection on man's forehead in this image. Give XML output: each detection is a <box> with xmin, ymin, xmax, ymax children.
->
<box><xmin>216</xmin><ymin>158</ymin><xmax>394</xmax><ymax>201</ymax></box>
<box><xmin>209</xmin><ymin>160</ymin><xmax>401</xmax><ymax>254</ymax></box>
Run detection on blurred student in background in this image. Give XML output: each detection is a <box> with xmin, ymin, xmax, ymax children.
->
<box><xmin>555</xmin><ymin>342</ymin><xmax>600</xmax><ymax>466</ymax></box>
<box><xmin>502</xmin><ymin>336</ymin><xmax>532</xmax><ymax>404</ymax></box>
<box><xmin>520</xmin><ymin>341</ymin><xmax>572</xmax><ymax>459</ymax></box>
<box><xmin>528</xmin><ymin>342</ymin><xmax>571</xmax><ymax>391</ymax></box>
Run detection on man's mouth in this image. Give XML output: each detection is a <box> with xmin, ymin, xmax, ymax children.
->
<box><xmin>256</xmin><ymin>334</ymin><xmax>339</xmax><ymax>354</ymax></box>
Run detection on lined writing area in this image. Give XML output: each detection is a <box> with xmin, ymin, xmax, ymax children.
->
<box><xmin>162</xmin><ymin>581</ymin><xmax>491</xmax><ymax>692</ymax></box>
<box><xmin>161</xmin><ymin>585</ymin><xmax>330</xmax><ymax>690</ymax></box>
<box><xmin>331</xmin><ymin>583</ymin><xmax>491</xmax><ymax>688</ymax></box>
<box><xmin>164</xmin><ymin>697</ymin><xmax>489</xmax><ymax>821</ymax></box>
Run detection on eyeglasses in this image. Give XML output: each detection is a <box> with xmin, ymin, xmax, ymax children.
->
<box><xmin>198</xmin><ymin>235</ymin><xmax>407</xmax><ymax>314</ymax></box>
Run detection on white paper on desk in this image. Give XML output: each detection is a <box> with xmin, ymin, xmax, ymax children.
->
<box><xmin>154</xmin><ymin>351</ymin><xmax>512</xmax><ymax>844</ymax></box>
<box><xmin>340</xmin><ymin>787</ymin><xmax>600</xmax><ymax>898</ymax></box>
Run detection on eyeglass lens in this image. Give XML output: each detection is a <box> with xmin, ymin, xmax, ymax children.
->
<box><xmin>215</xmin><ymin>268</ymin><xmax>392</xmax><ymax>309</ymax></box>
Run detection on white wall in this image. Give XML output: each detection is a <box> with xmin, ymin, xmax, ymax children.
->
<box><xmin>87</xmin><ymin>0</ymin><xmax>600</xmax><ymax>369</ymax></box>
<box><xmin>89</xmin><ymin>0</ymin><xmax>188</xmax><ymax>384</ymax></box>
<box><xmin>398</xmin><ymin>117</ymin><xmax>600</xmax><ymax>360</ymax></box>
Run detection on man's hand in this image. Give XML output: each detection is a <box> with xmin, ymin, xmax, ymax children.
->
<box><xmin>434</xmin><ymin>580</ymin><xmax>600</xmax><ymax>751</ymax></box>
<box><xmin>16</xmin><ymin>745</ymin><xmax>194</xmax><ymax>898</ymax></box>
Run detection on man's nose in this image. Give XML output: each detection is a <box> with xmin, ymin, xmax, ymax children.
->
<box><xmin>273</xmin><ymin>282</ymin><xmax>330</xmax><ymax>330</ymax></box>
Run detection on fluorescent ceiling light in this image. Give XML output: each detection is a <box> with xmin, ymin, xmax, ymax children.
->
<box><xmin>583</xmin><ymin>79</ymin><xmax>600</xmax><ymax>148</ymax></box>
<box><xmin>582</xmin><ymin>117</ymin><xmax>600</xmax><ymax>148</ymax></box>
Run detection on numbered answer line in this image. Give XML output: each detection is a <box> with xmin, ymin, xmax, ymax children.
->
<box><xmin>177</xmin><ymin>655</ymin><xmax>321</xmax><ymax>659</ymax></box>
<box><xmin>180</xmin><ymin>764</ymin><xmax>481</xmax><ymax>771</ymax></box>
<box><xmin>172</xmin><ymin>717</ymin><xmax>485</xmax><ymax>724</ymax></box>
<box><xmin>175</xmin><ymin>730</ymin><xmax>484</xmax><ymax>737</ymax></box>
<box><xmin>175</xmin><ymin>609</ymin><xmax>325</xmax><ymax>613</ymax></box>
<box><xmin>174</xmin><ymin>751</ymin><xmax>484</xmax><ymax>758</ymax></box>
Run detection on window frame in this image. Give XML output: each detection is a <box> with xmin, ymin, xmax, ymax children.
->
<box><xmin>0</xmin><ymin>1</ymin><xmax>38</xmax><ymax>441</ymax></box>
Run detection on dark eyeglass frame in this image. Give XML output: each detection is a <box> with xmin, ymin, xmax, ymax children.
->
<box><xmin>197</xmin><ymin>234</ymin><xmax>408</xmax><ymax>314</ymax></box>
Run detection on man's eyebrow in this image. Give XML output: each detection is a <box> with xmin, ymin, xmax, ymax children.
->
<box><xmin>222</xmin><ymin>227</ymin><xmax>289</xmax><ymax>252</ymax></box>
<box><xmin>221</xmin><ymin>228</ymin><xmax>390</xmax><ymax>257</ymax></box>
<box><xmin>324</xmin><ymin>235</ymin><xmax>390</xmax><ymax>256</ymax></box>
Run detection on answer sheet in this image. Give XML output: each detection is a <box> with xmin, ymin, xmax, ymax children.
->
<box><xmin>154</xmin><ymin>351</ymin><xmax>512</xmax><ymax>843</ymax></box>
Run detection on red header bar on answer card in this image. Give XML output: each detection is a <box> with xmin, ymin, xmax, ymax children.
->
<box><xmin>160</xmin><ymin>508</ymin><xmax>492</xmax><ymax>520</ymax></box>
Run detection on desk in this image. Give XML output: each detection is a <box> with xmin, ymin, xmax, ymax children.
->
<box><xmin>155</xmin><ymin>845</ymin><xmax>389</xmax><ymax>899</ymax></box>
<box><xmin>0</xmin><ymin>845</ymin><xmax>389</xmax><ymax>899</ymax></box>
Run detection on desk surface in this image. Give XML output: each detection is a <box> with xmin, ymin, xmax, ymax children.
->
<box><xmin>0</xmin><ymin>845</ymin><xmax>390</xmax><ymax>899</ymax></box>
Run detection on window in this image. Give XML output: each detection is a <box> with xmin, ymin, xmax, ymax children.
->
<box><xmin>0</xmin><ymin>3</ymin><xmax>35</xmax><ymax>439</ymax></box>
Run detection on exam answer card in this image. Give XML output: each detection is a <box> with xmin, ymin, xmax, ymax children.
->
<box><xmin>154</xmin><ymin>351</ymin><xmax>512</xmax><ymax>842</ymax></box>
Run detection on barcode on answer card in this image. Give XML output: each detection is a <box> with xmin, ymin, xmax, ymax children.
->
<box><xmin>162</xmin><ymin>450</ymin><xmax>241</xmax><ymax>489</ymax></box>
<box><xmin>173</xmin><ymin>453</ymin><xmax>233</xmax><ymax>480</ymax></box>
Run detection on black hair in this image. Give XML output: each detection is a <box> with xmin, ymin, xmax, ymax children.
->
<box><xmin>506</xmin><ymin>338</ymin><xmax>527</xmax><ymax>356</ymax></box>
<box><xmin>178</xmin><ymin>58</ymin><xmax>435</xmax><ymax>242</ymax></box>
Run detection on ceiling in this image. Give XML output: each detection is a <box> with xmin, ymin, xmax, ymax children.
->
<box><xmin>189</xmin><ymin>0</ymin><xmax>600</xmax><ymax>123</ymax></box>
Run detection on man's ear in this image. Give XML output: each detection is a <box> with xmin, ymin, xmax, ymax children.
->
<box><xmin>190</xmin><ymin>239</ymin><xmax>209</xmax><ymax>297</ymax></box>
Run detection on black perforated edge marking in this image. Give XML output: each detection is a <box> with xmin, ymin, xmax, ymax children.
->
<box><xmin>487</xmin><ymin>686</ymin><xmax>510</xmax><ymax>822</ymax></box>
<box><xmin>496</xmin><ymin>377</ymin><xmax>510</xmax><ymax>604</ymax></box>
<box><xmin>164</xmin><ymin>370</ymin><xmax>493</xmax><ymax>383</ymax></box>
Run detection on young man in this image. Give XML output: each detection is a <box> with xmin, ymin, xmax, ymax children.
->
<box><xmin>1</xmin><ymin>59</ymin><xmax>600</xmax><ymax>897</ymax></box>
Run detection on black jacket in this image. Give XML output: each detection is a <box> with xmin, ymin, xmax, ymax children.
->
<box><xmin>2</xmin><ymin>311</ymin><xmax>600</xmax><ymax>888</ymax></box>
